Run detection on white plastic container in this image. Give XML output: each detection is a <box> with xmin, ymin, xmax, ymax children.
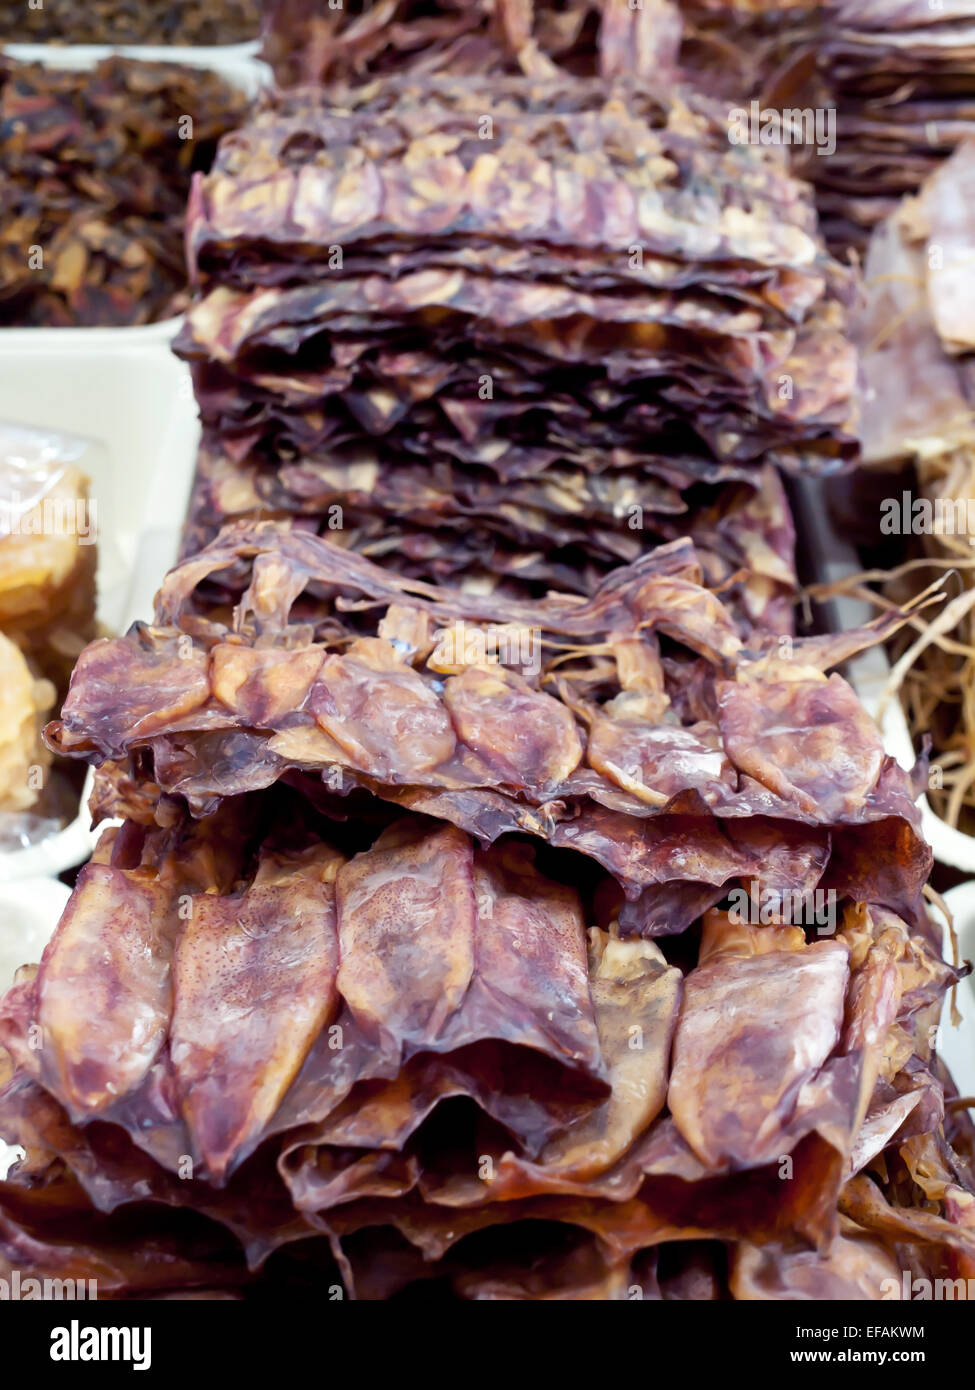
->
<box><xmin>0</xmin><ymin>877</ymin><xmax>71</xmax><ymax>993</ymax></box>
<box><xmin>0</xmin><ymin>339</ymin><xmax>200</xmax><ymax>879</ymax></box>
<box><xmin>2</xmin><ymin>41</ymin><xmax>265</xmax><ymax>73</ymax></box>
<box><xmin>3</xmin><ymin>41</ymin><xmax>262</xmax><ymax>66</ymax></box>
<box><xmin>936</xmin><ymin>883</ymin><xmax>975</xmax><ymax>1099</ymax></box>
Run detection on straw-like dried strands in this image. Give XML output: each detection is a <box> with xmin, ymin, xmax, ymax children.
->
<box><xmin>852</xmin><ymin>141</ymin><xmax>975</xmax><ymax>829</ymax></box>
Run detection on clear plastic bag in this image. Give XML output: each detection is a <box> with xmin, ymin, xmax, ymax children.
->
<box><xmin>0</xmin><ymin>421</ymin><xmax>98</xmax><ymax>690</ymax></box>
<box><xmin>0</xmin><ymin>423</ymin><xmax>98</xmax><ymax>849</ymax></box>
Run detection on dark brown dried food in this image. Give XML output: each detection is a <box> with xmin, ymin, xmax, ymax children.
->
<box><xmin>179</xmin><ymin>76</ymin><xmax>857</xmax><ymax>486</ymax></box>
<box><xmin>0</xmin><ymin>57</ymin><xmax>250</xmax><ymax>328</ymax></box>
<box><xmin>182</xmin><ymin>444</ymin><xmax>798</xmax><ymax>630</ymax></box>
<box><xmin>0</xmin><ymin>0</ymin><xmax>260</xmax><ymax>45</ymax></box>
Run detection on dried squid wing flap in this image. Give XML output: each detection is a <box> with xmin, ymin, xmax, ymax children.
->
<box><xmin>238</xmin><ymin>548</ymin><xmax>316</xmax><ymax>637</ymax></box>
<box><xmin>848</xmin><ymin>1088</ymin><xmax>927</xmax><ymax>1179</ymax></box>
<box><xmin>443</xmin><ymin>665</ymin><xmax>583</xmax><ymax>789</ymax></box>
<box><xmin>30</xmin><ymin>864</ymin><xmax>176</xmax><ymax>1117</ymax></box>
<box><xmin>335</xmin><ymin>820</ymin><xmax>477</xmax><ymax>1054</ymax></box>
<box><xmin>210</xmin><ymin>643</ymin><xmax>323</xmax><ymax>725</ymax></box>
<box><xmin>50</xmin><ymin>633</ymin><xmax>211</xmax><ymax>760</ymax></box>
<box><xmin>667</xmin><ymin>917</ymin><xmax>851</xmax><ymax>1170</ymax></box>
<box><xmin>839</xmin><ymin>906</ymin><xmax>907</xmax><ymax>1109</ymax></box>
<box><xmin>288</xmin><ymin>1065</ymin><xmax>470</xmax><ymax>1159</ymax></box>
<box><xmin>495</xmin><ymin>931</ymin><xmax>681</xmax><ymax>1189</ymax></box>
<box><xmin>630</xmin><ymin>575</ymin><xmax>743</xmax><ymax>665</ymax></box>
<box><xmin>587</xmin><ymin>711</ymin><xmax>733</xmax><ymax>807</ymax></box>
<box><xmin>309</xmin><ymin>643</ymin><xmax>456</xmax><ymax>780</ymax></box>
<box><xmin>839</xmin><ymin>1173</ymin><xmax>975</xmax><ymax>1269</ymax></box>
<box><xmin>730</xmin><ymin>1233</ymin><xmax>904</xmax><ymax>1301</ymax></box>
<box><xmin>464</xmin><ymin>843</ymin><xmax>602</xmax><ymax>1075</ymax></box>
<box><xmin>717</xmin><ymin>671</ymin><xmax>886</xmax><ymax>819</ymax></box>
<box><xmin>723</xmin><ymin>817</ymin><xmax>831</xmax><ymax>901</ymax></box>
<box><xmin>170</xmin><ymin>843</ymin><xmax>344</xmax><ymax>1182</ymax></box>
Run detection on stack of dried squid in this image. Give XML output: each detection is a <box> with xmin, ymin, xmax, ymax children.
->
<box><xmin>674</xmin><ymin>1</ymin><xmax>975</xmax><ymax>258</ymax></box>
<box><xmin>175</xmin><ymin>73</ymin><xmax>857</xmax><ymax>623</ymax></box>
<box><xmin>260</xmin><ymin>0</ymin><xmax>684</xmax><ymax>89</ymax></box>
<box><xmin>1</xmin><ymin>522</ymin><xmax>973</xmax><ymax>1299</ymax></box>
<box><xmin>809</xmin><ymin>1</ymin><xmax>975</xmax><ymax>255</ymax></box>
<box><xmin>258</xmin><ymin>2</ymin><xmax>975</xmax><ymax>260</ymax></box>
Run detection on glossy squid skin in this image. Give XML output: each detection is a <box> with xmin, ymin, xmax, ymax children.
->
<box><xmin>0</xmin><ymin>816</ymin><xmax>657</xmax><ymax>1185</ymax></box>
<box><xmin>45</xmin><ymin>525</ymin><xmax>931</xmax><ymax>930</ymax></box>
<box><xmin>0</xmin><ymin>831</ymin><xmax>965</xmax><ymax>1298</ymax></box>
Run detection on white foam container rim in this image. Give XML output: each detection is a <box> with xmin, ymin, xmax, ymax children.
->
<box><xmin>795</xmin><ymin>475</ymin><xmax>975</xmax><ymax>874</ymax></box>
<box><xmin>2</xmin><ymin>39</ymin><xmax>262</xmax><ymax>65</ymax></box>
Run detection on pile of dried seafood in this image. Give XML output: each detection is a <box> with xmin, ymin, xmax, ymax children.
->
<box><xmin>175</xmin><ymin>74</ymin><xmax>857</xmax><ymax>613</ymax></box>
<box><xmin>0</xmin><ymin>523</ymin><xmax>971</xmax><ymax>1299</ymax></box>
<box><xmin>1</xmin><ymin>0</ymin><xmax>973</xmax><ymax>1308</ymax></box>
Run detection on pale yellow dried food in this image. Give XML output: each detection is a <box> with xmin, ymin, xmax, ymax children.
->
<box><xmin>0</xmin><ymin>632</ymin><xmax>53</xmax><ymax>817</ymax></box>
<box><xmin>0</xmin><ymin>465</ymin><xmax>97</xmax><ymax>693</ymax></box>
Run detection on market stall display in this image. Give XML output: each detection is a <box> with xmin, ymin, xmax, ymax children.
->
<box><xmin>0</xmin><ymin>0</ymin><xmax>974</xmax><ymax>1310</ymax></box>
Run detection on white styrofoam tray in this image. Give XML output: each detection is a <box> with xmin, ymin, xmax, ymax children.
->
<box><xmin>796</xmin><ymin>476</ymin><xmax>975</xmax><ymax>874</ymax></box>
<box><xmin>0</xmin><ymin>877</ymin><xmax>71</xmax><ymax>994</ymax></box>
<box><xmin>0</xmin><ymin>339</ymin><xmax>199</xmax><ymax>880</ymax></box>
